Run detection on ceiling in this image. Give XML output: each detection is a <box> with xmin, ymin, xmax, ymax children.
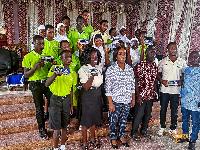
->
<box><xmin>77</xmin><ymin>0</ymin><xmax>143</xmax><ymax>5</ymax></box>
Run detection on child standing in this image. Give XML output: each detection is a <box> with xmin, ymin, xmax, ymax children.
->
<box><xmin>179</xmin><ymin>51</ymin><xmax>200</xmax><ymax>150</ymax></box>
<box><xmin>45</xmin><ymin>50</ymin><xmax>77</xmax><ymax>150</ymax></box>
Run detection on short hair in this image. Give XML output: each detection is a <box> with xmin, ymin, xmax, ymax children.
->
<box><xmin>45</xmin><ymin>25</ymin><xmax>54</xmax><ymax>31</ymax></box>
<box><xmin>33</xmin><ymin>35</ymin><xmax>43</xmax><ymax>42</ymax></box>
<box><xmin>60</xmin><ymin>40</ymin><xmax>70</xmax><ymax>48</ymax></box>
<box><xmin>79</xmin><ymin>47</ymin><xmax>102</xmax><ymax>66</ymax></box>
<box><xmin>76</xmin><ymin>16</ymin><xmax>84</xmax><ymax>22</ymax></box>
<box><xmin>82</xmin><ymin>10</ymin><xmax>89</xmax><ymax>14</ymax></box>
<box><xmin>146</xmin><ymin>45</ymin><xmax>155</xmax><ymax>54</ymax></box>
<box><xmin>189</xmin><ymin>51</ymin><xmax>199</xmax><ymax>59</ymax></box>
<box><xmin>113</xmin><ymin>46</ymin><xmax>127</xmax><ymax>62</ymax></box>
<box><xmin>100</xmin><ymin>20</ymin><xmax>108</xmax><ymax>25</ymax></box>
<box><xmin>167</xmin><ymin>42</ymin><xmax>177</xmax><ymax>49</ymax></box>
<box><xmin>60</xmin><ymin>50</ymin><xmax>71</xmax><ymax>58</ymax></box>
<box><xmin>94</xmin><ymin>34</ymin><xmax>103</xmax><ymax>41</ymax></box>
<box><xmin>109</xmin><ymin>28</ymin><xmax>116</xmax><ymax>35</ymax></box>
<box><xmin>139</xmin><ymin>31</ymin><xmax>147</xmax><ymax>36</ymax></box>
<box><xmin>62</xmin><ymin>16</ymin><xmax>70</xmax><ymax>21</ymax></box>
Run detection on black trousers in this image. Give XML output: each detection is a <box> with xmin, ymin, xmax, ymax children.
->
<box><xmin>132</xmin><ymin>100</ymin><xmax>153</xmax><ymax>134</ymax></box>
<box><xmin>30</xmin><ymin>81</ymin><xmax>52</xmax><ymax>130</ymax></box>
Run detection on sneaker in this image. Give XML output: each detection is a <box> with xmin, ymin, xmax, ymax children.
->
<box><xmin>169</xmin><ymin>129</ymin><xmax>177</xmax><ymax>135</ymax></box>
<box><xmin>158</xmin><ymin>127</ymin><xmax>165</xmax><ymax>136</ymax></box>
<box><xmin>140</xmin><ymin>130</ymin><xmax>151</xmax><ymax>139</ymax></box>
<box><xmin>132</xmin><ymin>133</ymin><xmax>141</xmax><ymax>141</ymax></box>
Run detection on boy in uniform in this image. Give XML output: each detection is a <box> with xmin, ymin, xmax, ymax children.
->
<box><xmin>45</xmin><ymin>50</ymin><xmax>76</xmax><ymax>150</ymax></box>
<box><xmin>22</xmin><ymin>35</ymin><xmax>52</xmax><ymax>140</ymax></box>
<box><xmin>82</xmin><ymin>10</ymin><xmax>94</xmax><ymax>38</ymax></box>
<box><xmin>43</xmin><ymin>25</ymin><xmax>60</xmax><ymax>59</ymax></box>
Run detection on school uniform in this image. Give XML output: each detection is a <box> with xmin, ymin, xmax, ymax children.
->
<box><xmin>43</xmin><ymin>39</ymin><xmax>60</xmax><ymax>59</ymax></box>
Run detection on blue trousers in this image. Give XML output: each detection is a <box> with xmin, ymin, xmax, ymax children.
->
<box><xmin>109</xmin><ymin>102</ymin><xmax>130</xmax><ymax>140</ymax></box>
<box><xmin>181</xmin><ymin>107</ymin><xmax>200</xmax><ymax>142</ymax></box>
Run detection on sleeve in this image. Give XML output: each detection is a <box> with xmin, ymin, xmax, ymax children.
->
<box><xmin>78</xmin><ymin>66</ymin><xmax>89</xmax><ymax>84</ymax></box>
<box><xmin>181</xmin><ymin>60</ymin><xmax>187</xmax><ymax>74</ymax></box>
<box><xmin>72</xmin><ymin>71</ymin><xmax>77</xmax><ymax>86</ymax></box>
<box><xmin>47</xmin><ymin>66</ymin><xmax>54</xmax><ymax>77</ymax></box>
<box><xmin>22</xmin><ymin>55</ymin><xmax>31</xmax><ymax>69</ymax></box>
<box><xmin>131</xmin><ymin>69</ymin><xmax>135</xmax><ymax>93</ymax></box>
<box><xmin>105</xmin><ymin>67</ymin><xmax>113</xmax><ymax>96</ymax></box>
<box><xmin>158</xmin><ymin>59</ymin><xmax>164</xmax><ymax>73</ymax></box>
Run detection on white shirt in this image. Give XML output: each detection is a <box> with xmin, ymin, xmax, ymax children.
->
<box><xmin>130</xmin><ymin>48</ymin><xmax>140</xmax><ymax>67</ymax></box>
<box><xmin>158</xmin><ymin>56</ymin><xmax>187</xmax><ymax>94</ymax></box>
<box><xmin>78</xmin><ymin>64</ymin><xmax>103</xmax><ymax>88</ymax></box>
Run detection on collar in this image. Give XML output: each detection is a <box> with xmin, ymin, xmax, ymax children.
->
<box><xmin>32</xmin><ymin>50</ymin><xmax>44</xmax><ymax>57</ymax></box>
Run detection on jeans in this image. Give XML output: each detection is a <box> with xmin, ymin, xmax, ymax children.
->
<box><xmin>30</xmin><ymin>81</ymin><xmax>52</xmax><ymax>130</ymax></box>
<box><xmin>109</xmin><ymin>102</ymin><xmax>130</xmax><ymax>140</ymax></box>
<box><xmin>181</xmin><ymin>107</ymin><xmax>200</xmax><ymax>142</ymax></box>
<box><xmin>160</xmin><ymin>93</ymin><xmax>179</xmax><ymax>130</ymax></box>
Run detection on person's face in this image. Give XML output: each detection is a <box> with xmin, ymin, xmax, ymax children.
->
<box><xmin>58</xmin><ymin>25</ymin><xmax>66</xmax><ymax>36</ymax></box>
<box><xmin>61</xmin><ymin>42</ymin><xmax>70</xmax><ymax>51</ymax></box>
<box><xmin>119</xmin><ymin>41</ymin><xmax>124</xmax><ymax>48</ymax></box>
<box><xmin>120</xmin><ymin>28</ymin><xmax>126</xmax><ymax>36</ymax></box>
<box><xmin>146</xmin><ymin>47</ymin><xmax>156</xmax><ymax>62</ymax></box>
<box><xmin>132</xmin><ymin>40</ymin><xmax>138</xmax><ymax>49</ymax></box>
<box><xmin>77</xmin><ymin>18</ymin><xmax>84</xmax><ymax>29</ymax></box>
<box><xmin>100</xmin><ymin>22</ymin><xmax>108</xmax><ymax>32</ymax></box>
<box><xmin>135</xmin><ymin>29</ymin><xmax>140</xmax><ymax>39</ymax></box>
<box><xmin>39</xmin><ymin>29</ymin><xmax>46</xmax><ymax>38</ymax></box>
<box><xmin>62</xmin><ymin>19</ymin><xmax>70</xmax><ymax>28</ymax></box>
<box><xmin>117</xmin><ymin>48</ymin><xmax>126</xmax><ymax>64</ymax></box>
<box><xmin>94</xmin><ymin>38</ymin><xmax>103</xmax><ymax>48</ymax></box>
<box><xmin>90</xmin><ymin>51</ymin><xmax>98</xmax><ymax>66</ymax></box>
<box><xmin>61</xmin><ymin>52</ymin><xmax>72</xmax><ymax>65</ymax></box>
<box><xmin>46</xmin><ymin>28</ymin><xmax>54</xmax><ymax>41</ymax></box>
<box><xmin>34</xmin><ymin>38</ymin><xmax>44</xmax><ymax>51</ymax></box>
<box><xmin>189</xmin><ymin>52</ymin><xmax>200</xmax><ymax>67</ymax></box>
<box><xmin>168</xmin><ymin>44</ymin><xmax>177</xmax><ymax>56</ymax></box>
<box><xmin>110</xmin><ymin>29</ymin><xmax>116</xmax><ymax>37</ymax></box>
<box><xmin>82</xmin><ymin>12</ymin><xmax>89</xmax><ymax>22</ymax></box>
<box><xmin>139</xmin><ymin>32</ymin><xmax>146</xmax><ymax>40</ymax></box>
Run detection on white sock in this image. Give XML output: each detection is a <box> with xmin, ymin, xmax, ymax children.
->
<box><xmin>54</xmin><ymin>148</ymin><xmax>59</xmax><ymax>150</ymax></box>
<box><xmin>60</xmin><ymin>145</ymin><xmax>65</xmax><ymax>150</ymax></box>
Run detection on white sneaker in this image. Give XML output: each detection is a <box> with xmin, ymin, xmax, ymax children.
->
<box><xmin>158</xmin><ymin>127</ymin><xmax>165</xmax><ymax>136</ymax></box>
<box><xmin>169</xmin><ymin>129</ymin><xmax>177</xmax><ymax>135</ymax></box>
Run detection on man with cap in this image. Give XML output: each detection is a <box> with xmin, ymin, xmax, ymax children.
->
<box><xmin>117</xmin><ymin>26</ymin><xmax>130</xmax><ymax>43</ymax></box>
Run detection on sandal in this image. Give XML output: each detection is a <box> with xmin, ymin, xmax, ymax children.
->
<box><xmin>39</xmin><ymin>129</ymin><xmax>49</xmax><ymax>140</ymax></box>
<box><xmin>81</xmin><ymin>145</ymin><xmax>88</xmax><ymax>150</ymax></box>
<box><xmin>90</xmin><ymin>140</ymin><xmax>100</xmax><ymax>148</ymax></box>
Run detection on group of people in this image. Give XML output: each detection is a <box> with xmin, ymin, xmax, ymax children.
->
<box><xmin>22</xmin><ymin>10</ymin><xmax>200</xmax><ymax>150</ymax></box>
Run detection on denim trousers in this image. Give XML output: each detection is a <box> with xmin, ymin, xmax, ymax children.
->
<box><xmin>109</xmin><ymin>102</ymin><xmax>130</xmax><ymax>140</ymax></box>
<box><xmin>160</xmin><ymin>92</ymin><xmax>179</xmax><ymax>129</ymax></box>
<box><xmin>181</xmin><ymin>107</ymin><xmax>200</xmax><ymax>142</ymax></box>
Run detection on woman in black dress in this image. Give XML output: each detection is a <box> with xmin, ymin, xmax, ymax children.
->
<box><xmin>78</xmin><ymin>47</ymin><xmax>103</xmax><ymax>149</ymax></box>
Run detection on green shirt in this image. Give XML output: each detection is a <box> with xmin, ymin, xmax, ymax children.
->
<box><xmin>48</xmin><ymin>64</ymin><xmax>77</xmax><ymax>96</ymax></box>
<box><xmin>22</xmin><ymin>50</ymin><xmax>50</xmax><ymax>81</ymax></box>
<box><xmin>43</xmin><ymin>39</ymin><xmax>60</xmax><ymax>59</ymax></box>
<box><xmin>68</xmin><ymin>29</ymin><xmax>89</xmax><ymax>52</ymax></box>
<box><xmin>55</xmin><ymin>54</ymin><xmax>81</xmax><ymax>73</ymax></box>
<box><xmin>82</xmin><ymin>24</ymin><xmax>94</xmax><ymax>39</ymax></box>
<box><xmin>138</xmin><ymin>45</ymin><xmax>147</xmax><ymax>59</ymax></box>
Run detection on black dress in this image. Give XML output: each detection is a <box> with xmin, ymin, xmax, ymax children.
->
<box><xmin>80</xmin><ymin>87</ymin><xmax>102</xmax><ymax>127</ymax></box>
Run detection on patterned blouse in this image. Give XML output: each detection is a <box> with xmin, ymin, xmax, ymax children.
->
<box><xmin>134</xmin><ymin>60</ymin><xmax>158</xmax><ymax>100</ymax></box>
<box><xmin>105</xmin><ymin>62</ymin><xmax>135</xmax><ymax>104</ymax></box>
<box><xmin>180</xmin><ymin>66</ymin><xmax>200</xmax><ymax>112</ymax></box>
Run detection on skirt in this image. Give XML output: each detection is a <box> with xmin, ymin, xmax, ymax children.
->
<box><xmin>80</xmin><ymin>87</ymin><xmax>102</xmax><ymax>128</ymax></box>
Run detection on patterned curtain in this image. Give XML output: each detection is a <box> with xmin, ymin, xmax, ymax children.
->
<box><xmin>102</xmin><ymin>4</ymin><xmax>111</xmax><ymax>35</ymax></box>
<box><xmin>0</xmin><ymin>0</ymin><xmax>5</xmax><ymax>28</ymax></box>
<box><xmin>116</xmin><ymin>5</ymin><xmax>126</xmax><ymax>34</ymax></box>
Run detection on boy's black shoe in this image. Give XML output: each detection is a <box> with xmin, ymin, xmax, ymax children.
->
<box><xmin>132</xmin><ymin>133</ymin><xmax>141</xmax><ymax>141</ymax></box>
<box><xmin>188</xmin><ymin>140</ymin><xmax>195</xmax><ymax>150</ymax></box>
<box><xmin>140</xmin><ymin>130</ymin><xmax>151</xmax><ymax>139</ymax></box>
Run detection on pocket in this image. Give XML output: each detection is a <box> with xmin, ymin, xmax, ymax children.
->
<box><xmin>30</xmin><ymin>82</ymin><xmax>37</xmax><ymax>91</ymax></box>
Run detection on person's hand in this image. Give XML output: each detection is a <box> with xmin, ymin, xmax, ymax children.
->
<box><xmin>51</xmin><ymin>60</ymin><xmax>57</xmax><ymax>65</ymax></box>
<box><xmin>70</xmin><ymin>105</ymin><xmax>73</xmax><ymax>115</ymax></box>
<box><xmin>105</xmin><ymin>47</ymin><xmax>111</xmax><ymax>53</ymax></box>
<box><xmin>141</xmin><ymin>40</ymin><xmax>145</xmax><ymax>48</ymax></box>
<box><xmin>109</xmin><ymin>102</ymin><xmax>115</xmax><ymax>112</ymax></box>
<box><xmin>54</xmin><ymin>72</ymin><xmax>62</xmax><ymax>77</ymax></box>
<box><xmin>131</xmin><ymin>99</ymin><xmax>135</xmax><ymax>108</ymax></box>
<box><xmin>177</xmin><ymin>80</ymin><xmax>182</xmax><ymax>86</ymax></box>
<box><xmin>77</xmin><ymin>41</ymin><xmax>83</xmax><ymax>50</ymax></box>
<box><xmin>161</xmin><ymin>80</ymin><xmax>168</xmax><ymax>87</ymax></box>
<box><xmin>35</xmin><ymin>60</ymin><xmax>44</xmax><ymax>69</ymax></box>
<box><xmin>179</xmin><ymin>97</ymin><xmax>181</xmax><ymax>105</ymax></box>
<box><xmin>91</xmin><ymin>73</ymin><xmax>98</xmax><ymax>77</ymax></box>
<box><xmin>126</xmin><ymin>45</ymin><xmax>131</xmax><ymax>53</ymax></box>
<box><xmin>137</xmin><ymin>96</ymin><xmax>143</xmax><ymax>105</ymax></box>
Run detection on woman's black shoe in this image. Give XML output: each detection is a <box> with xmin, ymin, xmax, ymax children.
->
<box><xmin>121</xmin><ymin>142</ymin><xmax>129</xmax><ymax>147</ymax></box>
<box><xmin>111</xmin><ymin>140</ymin><xmax>118</xmax><ymax>149</ymax></box>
